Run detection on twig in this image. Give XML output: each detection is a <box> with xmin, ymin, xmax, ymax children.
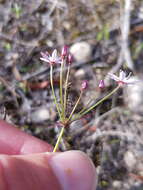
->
<box><xmin>48</xmin><ymin>0</ymin><xmax>58</xmax><ymax>17</ymax></box>
<box><xmin>105</xmin><ymin>0</ymin><xmax>134</xmax><ymax>83</ymax></box>
<box><xmin>0</xmin><ymin>77</ymin><xmax>18</xmax><ymax>98</ymax></box>
<box><xmin>94</xmin><ymin>107</ymin><xmax>121</xmax><ymax>127</ymax></box>
<box><xmin>0</xmin><ymin>76</ymin><xmax>19</xmax><ymax>107</ymax></box>
<box><xmin>85</xmin><ymin>129</ymin><xmax>139</xmax><ymax>144</ymax></box>
<box><xmin>0</xmin><ymin>33</ymin><xmax>38</xmax><ymax>47</ymax></box>
<box><xmin>120</xmin><ymin>0</ymin><xmax>134</xmax><ymax>70</ymax></box>
<box><xmin>104</xmin><ymin>50</ymin><xmax>123</xmax><ymax>83</ymax></box>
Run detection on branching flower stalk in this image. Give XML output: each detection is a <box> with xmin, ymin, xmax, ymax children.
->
<box><xmin>40</xmin><ymin>48</ymin><xmax>139</xmax><ymax>153</ymax></box>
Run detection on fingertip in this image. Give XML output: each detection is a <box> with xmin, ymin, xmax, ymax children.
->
<box><xmin>50</xmin><ymin>151</ymin><xmax>97</xmax><ymax>190</ymax></box>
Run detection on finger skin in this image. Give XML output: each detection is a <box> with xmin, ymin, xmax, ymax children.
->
<box><xmin>0</xmin><ymin>151</ymin><xmax>97</xmax><ymax>190</ymax></box>
<box><xmin>0</xmin><ymin>120</ymin><xmax>53</xmax><ymax>155</ymax></box>
<box><xmin>0</xmin><ymin>153</ymin><xmax>62</xmax><ymax>190</ymax></box>
<box><xmin>50</xmin><ymin>151</ymin><xmax>97</xmax><ymax>190</ymax></box>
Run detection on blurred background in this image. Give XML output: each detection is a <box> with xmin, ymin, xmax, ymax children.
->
<box><xmin>0</xmin><ymin>0</ymin><xmax>143</xmax><ymax>189</ymax></box>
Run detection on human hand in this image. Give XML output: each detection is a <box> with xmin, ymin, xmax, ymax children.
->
<box><xmin>0</xmin><ymin>120</ymin><xmax>97</xmax><ymax>190</ymax></box>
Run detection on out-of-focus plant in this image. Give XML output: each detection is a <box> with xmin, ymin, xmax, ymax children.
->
<box><xmin>4</xmin><ymin>42</ymin><xmax>12</xmax><ymax>51</ymax></box>
<box><xmin>96</xmin><ymin>24</ymin><xmax>110</xmax><ymax>41</ymax></box>
<box><xmin>12</xmin><ymin>3</ymin><xmax>22</xmax><ymax>19</ymax></box>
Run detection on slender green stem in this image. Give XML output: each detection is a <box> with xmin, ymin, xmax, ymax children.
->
<box><xmin>50</xmin><ymin>65</ymin><xmax>62</xmax><ymax>120</ymax></box>
<box><xmin>60</xmin><ymin>59</ymin><xmax>64</xmax><ymax>118</ymax></box>
<box><xmin>53</xmin><ymin>126</ymin><xmax>65</xmax><ymax>152</ymax></box>
<box><xmin>63</xmin><ymin>65</ymin><xmax>70</xmax><ymax>117</ymax></box>
<box><xmin>79</xmin><ymin>85</ymin><xmax>120</xmax><ymax>117</ymax></box>
<box><xmin>70</xmin><ymin>99</ymin><xmax>92</xmax><ymax>122</ymax></box>
<box><xmin>68</xmin><ymin>91</ymin><xmax>83</xmax><ymax>121</ymax></box>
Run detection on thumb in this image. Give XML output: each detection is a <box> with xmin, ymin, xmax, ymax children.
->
<box><xmin>50</xmin><ymin>151</ymin><xmax>97</xmax><ymax>190</ymax></box>
<box><xmin>0</xmin><ymin>151</ymin><xmax>97</xmax><ymax>190</ymax></box>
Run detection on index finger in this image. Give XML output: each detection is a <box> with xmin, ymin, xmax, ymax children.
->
<box><xmin>0</xmin><ymin>120</ymin><xmax>53</xmax><ymax>155</ymax></box>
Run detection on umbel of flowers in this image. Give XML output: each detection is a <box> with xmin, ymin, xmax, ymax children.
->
<box><xmin>40</xmin><ymin>46</ymin><xmax>139</xmax><ymax>152</ymax></box>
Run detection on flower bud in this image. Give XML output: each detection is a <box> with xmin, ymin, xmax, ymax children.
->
<box><xmin>99</xmin><ymin>80</ymin><xmax>105</xmax><ymax>88</ymax></box>
<box><xmin>81</xmin><ymin>80</ymin><xmax>88</xmax><ymax>90</ymax></box>
<box><xmin>61</xmin><ymin>45</ymin><xmax>68</xmax><ymax>58</ymax></box>
<box><xmin>67</xmin><ymin>54</ymin><xmax>73</xmax><ymax>64</ymax></box>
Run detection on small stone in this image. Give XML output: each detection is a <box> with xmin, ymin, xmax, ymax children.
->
<box><xmin>138</xmin><ymin>171</ymin><xmax>143</xmax><ymax>176</ymax></box>
<box><xmin>63</xmin><ymin>21</ymin><xmax>71</xmax><ymax>30</ymax></box>
<box><xmin>70</xmin><ymin>41</ymin><xmax>92</xmax><ymax>62</ymax></box>
<box><xmin>31</xmin><ymin>107</ymin><xmax>50</xmax><ymax>123</ymax></box>
<box><xmin>96</xmin><ymin>166</ymin><xmax>101</xmax><ymax>175</ymax></box>
<box><xmin>112</xmin><ymin>180</ymin><xmax>122</xmax><ymax>188</ymax></box>
<box><xmin>75</xmin><ymin>69</ymin><xmax>86</xmax><ymax>79</ymax></box>
<box><xmin>124</xmin><ymin>151</ymin><xmax>136</xmax><ymax>169</ymax></box>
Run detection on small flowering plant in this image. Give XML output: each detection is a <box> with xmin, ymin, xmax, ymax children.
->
<box><xmin>40</xmin><ymin>49</ymin><xmax>62</xmax><ymax>65</ymax></box>
<box><xmin>40</xmin><ymin>47</ymin><xmax>138</xmax><ymax>152</ymax></box>
<box><xmin>108</xmin><ymin>70</ymin><xmax>139</xmax><ymax>85</ymax></box>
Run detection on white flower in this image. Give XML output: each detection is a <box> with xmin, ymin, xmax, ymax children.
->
<box><xmin>108</xmin><ymin>70</ymin><xmax>139</xmax><ymax>85</ymax></box>
<box><xmin>40</xmin><ymin>49</ymin><xmax>62</xmax><ymax>65</ymax></box>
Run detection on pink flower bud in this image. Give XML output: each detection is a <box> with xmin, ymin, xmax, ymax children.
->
<box><xmin>61</xmin><ymin>45</ymin><xmax>68</xmax><ymax>58</ymax></box>
<box><xmin>81</xmin><ymin>80</ymin><xmax>88</xmax><ymax>90</ymax></box>
<box><xmin>67</xmin><ymin>54</ymin><xmax>73</xmax><ymax>64</ymax></box>
<box><xmin>99</xmin><ymin>80</ymin><xmax>105</xmax><ymax>88</ymax></box>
